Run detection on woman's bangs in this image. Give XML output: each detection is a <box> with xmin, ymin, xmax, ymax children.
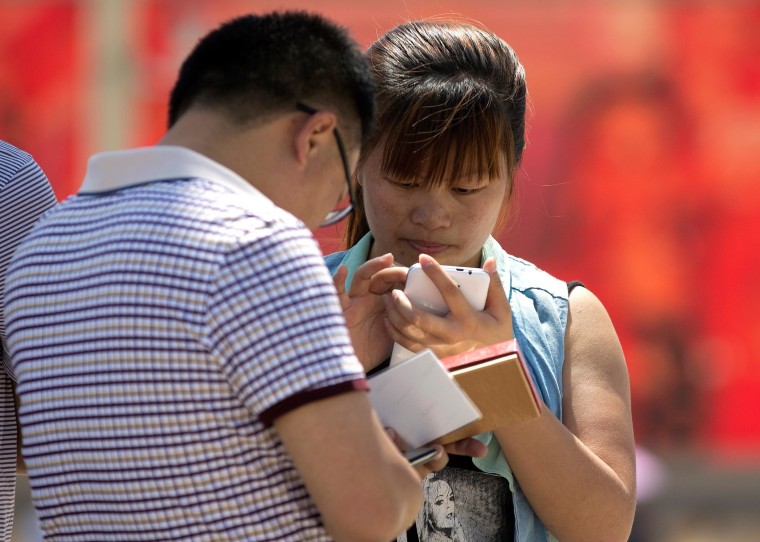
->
<box><xmin>379</xmin><ymin>90</ymin><xmax>512</xmax><ymax>187</ymax></box>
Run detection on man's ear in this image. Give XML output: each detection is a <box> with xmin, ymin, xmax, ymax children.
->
<box><xmin>293</xmin><ymin>110</ymin><xmax>338</xmax><ymax>168</ymax></box>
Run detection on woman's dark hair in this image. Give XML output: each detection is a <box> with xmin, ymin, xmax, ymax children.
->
<box><xmin>345</xmin><ymin>20</ymin><xmax>527</xmax><ymax>247</ymax></box>
<box><xmin>168</xmin><ymin>11</ymin><xmax>375</xmax><ymax>145</ymax></box>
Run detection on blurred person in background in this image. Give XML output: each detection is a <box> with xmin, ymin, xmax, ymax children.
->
<box><xmin>666</xmin><ymin>3</ymin><xmax>760</xmax><ymax>452</ymax></box>
<box><xmin>0</xmin><ymin>140</ymin><xmax>57</xmax><ymax>542</ymax></box>
<box><xmin>540</xmin><ymin>74</ymin><xmax>708</xmax><ymax>453</ymax></box>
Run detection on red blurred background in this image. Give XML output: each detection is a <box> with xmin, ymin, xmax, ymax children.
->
<box><xmin>2</xmin><ymin>0</ymin><xmax>760</xmax><ymax>538</ymax></box>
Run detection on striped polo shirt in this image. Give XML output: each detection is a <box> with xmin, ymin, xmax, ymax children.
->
<box><xmin>0</xmin><ymin>140</ymin><xmax>57</xmax><ymax>542</ymax></box>
<box><xmin>4</xmin><ymin>146</ymin><xmax>368</xmax><ymax>541</ymax></box>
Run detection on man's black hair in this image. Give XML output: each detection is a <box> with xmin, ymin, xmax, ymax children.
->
<box><xmin>167</xmin><ymin>11</ymin><xmax>375</xmax><ymax>143</ymax></box>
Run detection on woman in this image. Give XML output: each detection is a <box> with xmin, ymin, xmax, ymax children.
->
<box><xmin>326</xmin><ymin>20</ymin><xmax>636</xmax><ymax>542</ymax></box>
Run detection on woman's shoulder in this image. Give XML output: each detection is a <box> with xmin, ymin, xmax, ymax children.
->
<box><xmin>499</xmin><ymin>249</ymin><xmax>568</xmax><ymax>300</ymax></box>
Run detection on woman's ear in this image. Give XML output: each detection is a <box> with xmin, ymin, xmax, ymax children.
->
<box><xmin>293</xmin><ymin>110</ymin><xmax>338</xmax><ymax>169</ymax></box>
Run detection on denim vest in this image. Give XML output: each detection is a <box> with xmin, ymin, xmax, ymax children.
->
<box><xmin>324</xmin><ymin>233</ymin><xmax>568</xmax><ymax>542</ymax></box>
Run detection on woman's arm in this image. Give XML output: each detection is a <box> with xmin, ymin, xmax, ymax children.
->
<box><xmin>493</xmin><ymin>286</ymin><xmax>636</xmax><ymax>542</ymax></box>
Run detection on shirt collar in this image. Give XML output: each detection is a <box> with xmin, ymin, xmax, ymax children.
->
<box><xmin>338</xmin><ymin>232</ymin><xmax>375</xmax><ymax>290</ymax></box>
<box><xmin>78</xmin><ymin>145</ymin><xmax>266</xmax><ymax>201</ymax></box>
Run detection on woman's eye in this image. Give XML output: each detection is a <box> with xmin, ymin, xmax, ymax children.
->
<box><xmin>391</xmin><ymin>180</ymin><xmax>417</xmax><ymax>189</ymax></box>
<box><xmin>452</xmin><ymin>187</ymin><xmax>481</xmax><ymax>195</ymax></box>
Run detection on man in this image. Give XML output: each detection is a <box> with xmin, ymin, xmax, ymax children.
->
<box><xmin>3</xmin><ymin>12</ymin><xmax>445</xmax><ymax>541</ymax></box>
<box><xmin>0</xmin><ymin>140</ymin><xmax>57</xmax><ymax>542</ymax></box>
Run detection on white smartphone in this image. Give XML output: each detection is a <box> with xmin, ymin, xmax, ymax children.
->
<box><xmin>403</xmin><ymin>446</ymin><xmax>439</xmax><ymax>467</ymax></box>
<box><xmin>403</xmin><ymin>263</ymin><xmax>490</xmax><ymax>316</ymax></box>
<box><xmin>389</xmin><ymin>263</ymin><xmax>490</xmax><ymax>365</ymax></box>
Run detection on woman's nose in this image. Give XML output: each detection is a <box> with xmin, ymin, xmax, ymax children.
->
<box><xmin>410</xmin><ymin>191</ymin><xmax>451</xmax><ymax>229</ymax></box>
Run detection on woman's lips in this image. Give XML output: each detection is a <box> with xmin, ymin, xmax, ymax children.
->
<box><xmin>406</xmin><ymin>239</ymin><xmax>450</xmax><ymax>254</ymax></box>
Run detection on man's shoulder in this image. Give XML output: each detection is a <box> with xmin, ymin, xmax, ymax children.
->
<box><xmin>176</xmin><ymin>177</ymin><xmax>304</xmax><ymax>231</ymax></box>
<box><xmin>0</xmin><ymin>140</ymin><xmax>31</xmax><ymax>167</ymax></box>
<box><xmin>0</xmin><ymin>140</ymin><xmax>41</xmax><ymax>189</ymax></box>
<box><xmin>10</xmin><ymin>179</ymin><xmax>308</xmax><ymax>268</ymax></box>
<box><xmin>89</xmin><ymin>177</ymin><xmax>303</xmax><ymax>240</ymax></box>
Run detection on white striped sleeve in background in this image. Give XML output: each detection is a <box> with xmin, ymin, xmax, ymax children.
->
<box><xmin>0</xmin><ymin>140</ymin><xmax>57</xmax><ymax>542</ymax></box>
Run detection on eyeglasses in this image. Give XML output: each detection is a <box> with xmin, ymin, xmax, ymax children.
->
<box><xmin>296</xmin><ymin>102</ymin><xmax>355</xmax><ymax>228</ymax></box>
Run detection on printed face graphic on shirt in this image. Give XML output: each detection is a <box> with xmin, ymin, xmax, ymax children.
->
<box><xmin>427</xmin><ymin>479</ymin><xmax>457</xmax><ymax>529</ymax></box>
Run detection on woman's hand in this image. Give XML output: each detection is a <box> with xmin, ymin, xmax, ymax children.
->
<box><xmin>385</xmin><ymin>428</ymin><xmax>448</xmax><ymax>478</ymax></box>
<box><xmin>385</xmin><ymin>429</ymin><xmax>487</xmax><ymax>479</ymax></box>
<box><xmin>333</xmin><ymin>254</ymin><xmax>407</xmax><ymax>372</ymax></box>
<box><xmin>383</xmin><ymin>254</ymin><xmax>514</xmax><ymax>358</ymax></box>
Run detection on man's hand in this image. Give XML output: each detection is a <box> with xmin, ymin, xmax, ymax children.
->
<box><xmin>385</xmin><ymin>428</ymin><xmax>488</xmax><ymax>479</ymax></box>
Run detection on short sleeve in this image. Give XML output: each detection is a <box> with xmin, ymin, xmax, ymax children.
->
<box><xmin>206</xmin><ymin>222</ymin><xmax>366</xmax><ymax>426</ymax></box>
